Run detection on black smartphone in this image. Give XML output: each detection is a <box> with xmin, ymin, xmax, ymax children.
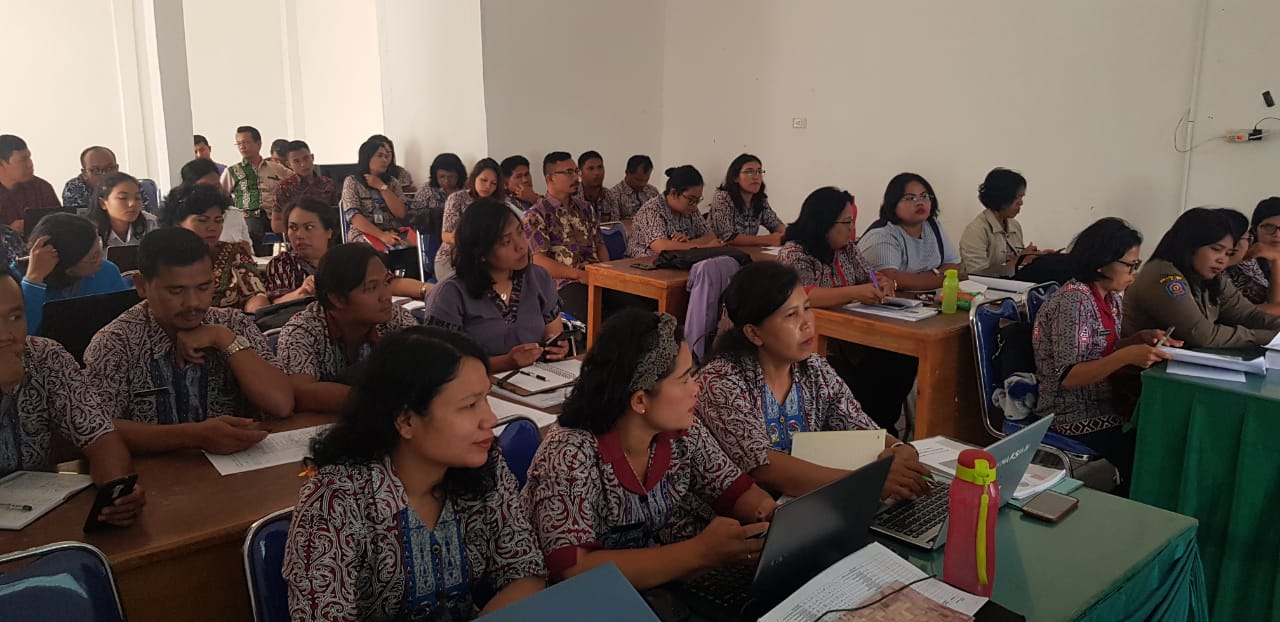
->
<box><xmin>629</xmin><ymin>261</ymin><xmax>660</xmax><ymax>271</ymax></box>
<box><xmin>1020</xmin><ymin>490</ymin><xmax>1078</xmax><ymax>523</ymax></box>
<box><xmin>541</xmin><ymin>331</ymin><xmax>572</xmax><ymax>349</ymax></box>
<box><xmin>83</xmin><ymin>473</ymin><xmax>138</xmax><ymax>532</ymax></box>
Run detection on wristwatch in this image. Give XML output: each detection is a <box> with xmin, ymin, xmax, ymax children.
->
<box><xmin>378</xmin><ymin>183</ymin><xmax>389</xmax><ymax>192</ymax></box>
<box><xmin>224</xmin><ymin>335</ymin><xmax>252</xmax><ymax>357</ymax></box>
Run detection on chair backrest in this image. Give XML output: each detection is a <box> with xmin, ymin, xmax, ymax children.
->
<box><xmin>138</xmin><ymin>179</ymin><xmax>160</xmax><ymax>213</ymax></box>
<box><xmin>684</xmin><ymin>255</ymin><xmax>742</xmax><ymax>364</ymax></box>
<box><xmin>384</xmin><ymin>246</ymin><xmax>422</xmax><ymax>281</ymax></box>
<box><xmin>600</xmin><ymin>226</ymin><xmax>626</xmax><ymax>260</ymax></box>
<box><xmin>497</xmin><ymin>418</ymin><xmax>541</xmax><ymax>487</ymax></box>
<box><xmin>1024</xmin><ymin>282</ymin><xmax>1060</xmax><ymax>324</ymax></box>
<box><xmin>969</xmin><ymin>297</ymin><xmax>1021</xmax><ymax>438</ymax></box>
<box><xmin>243</xmin><ymin>508</ymin><xmax>293</xmax><ymax>622</ymax></box>
<box><xmin>420</xmin><ymin>233</ymin><xmax>441</xmax><ymax>282</ymax></box>
<box><xmin>38</xmin><ymin>289</ymin><xmax>142</xmax><ymax>363</ymax></box>
<box><xmin>263</xmin><ymin>327</ymin><xmax>282</xmax><ymax>354</ymax></box>
<box><xmin>0</xmin><ymin>541</ymin><xmax>125</xmax><ymax>622</ymax></box>
<box><xmin>105</xmin><ymin>244</ymin><xmax>140</xmax><ymax>273</ymax></box>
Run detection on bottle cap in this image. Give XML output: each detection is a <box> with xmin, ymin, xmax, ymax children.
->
<box><xmin>945</xmin><ymin>269</ymin><xmax>959</xmax><ymax>278</ymax></box>
<box><xmin>954</xmin><ymin>448</ymin><xmax>997</xmax><ymax>485</ymax></box>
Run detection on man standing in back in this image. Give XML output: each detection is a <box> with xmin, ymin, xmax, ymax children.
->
<box><xmin>84</xmin><ymin>228</ymin><xmax>294</xmax><ymax>455</ymax></box>
<box><xmin>0</xmin><ymin>135</ymin><xmax>60</xmax><ymax>233</ymax></box>
<box><xmin>61</xmin><ymin>146</ymin><xmax>156</xmax><ymax>212</ymax></box>
<box><xmin>220</xmin><ymin>125</ymin><xmax>290</xmax><ymax>246</ymax></box>
<box><xmin>272</xmin><ymin>140</ymin><xmax>335</xmax><ymax>234</ymax></box>
<box><xmin>193</xmin><ymin>134</ymin><xmax>227</xmax><ymax>175</ymax></box>
<box><xmin>605</xmin><ymin>154</ymin><xmax>659</xmax><ymax>221</ymax></box>
<box><xmin>524</xmin><ymin>151</ymin><xmax>609</xmax><ymax>320</ymax></box>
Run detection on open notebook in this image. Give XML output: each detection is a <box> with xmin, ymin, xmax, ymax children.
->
<box><xmin>494</xmin><ymin>359</ymin><xmax>582</xmax><ymax>395</ymax></box>
<box><xmin>0</xmin><ymin>471</ymin><xmax>94</xmax><ymax>530</ymax></box>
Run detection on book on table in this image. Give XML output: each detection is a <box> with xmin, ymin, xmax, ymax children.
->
<box><xmin>493</xmin><ymin>359</ymin><xmax>582</xmax><ymax>395</ymax></box>
<box><xmin>0</xmin><ymin>471</ymin><xmax>94</xmax><ymax>530</ymax></box>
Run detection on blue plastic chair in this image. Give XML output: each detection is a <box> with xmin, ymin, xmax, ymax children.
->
<box><xmin>243</xmin><ymin>507</ymin><xmax>293</xmax><ymax>622</ymax></box>
<box><xmin>421</xmin><ymin>233</ymin><xmax>441</xmax><ymax>282</ymax></box>
<box><xmin>138</xmin><ymin>178</ymin><xmax>160</xmax><ymax>213</ymax></box>
<box><xmin>0</xmin><ymin>541</ymin><xmax>125</xmax><ymax>622</ymax></box>
<box><xmin>263</xmin><ymin>328</ymin><xmax>282</xmax><ymax>354</ymax></box>
<box><xmin>600</xmin><ymin>226</ymin><xmax>626</xmax><ymax>260</ymax></box>
<box><xmin>969</xmin><ymin>297</ymin><xmax>1084</xmax><ymax>474</ymax></box>
<box><xmin>1024</xmin><ymin>281</ymin><xmax>1060</xmax><ymax>325</ymax></box>
<box><xmin>497</xmin><ymin>418</ymin><xmax>542</xmax><ymax>487</ymax></box>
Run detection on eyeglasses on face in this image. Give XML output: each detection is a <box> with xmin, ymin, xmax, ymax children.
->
<box><xmin>85</xmin><ymin>164</ymin><xmax>119</xmax><ymax>176</ymax></box>
<box><xmin>551</xmin><ymin>168</ymin><xmax>581</xmax><ymax>178</ymax></box>
<box><xmin>899</xmin><ymin>193</ymin><xmax>933</xmax><ymax>204</ymax></box>
<box><xmin>1258</xmin><ymin>223</ymin><xmax>1280</xmax><ymax>236</ymax></box>
<box><xmin>681</xmin><ymin>193</ymin><xmax>704</xmax><ymax>206</ymax></box>
<box><xmin>741</xmin><ymin>168</ymin><xmax>765</xmax><ymax>178</ymax></box>
<box><xmin>1115</xmin><ymin>259</ymin><xmax>1143</xmax><ymax>274</ymax></box>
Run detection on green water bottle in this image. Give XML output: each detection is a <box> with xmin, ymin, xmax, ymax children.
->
<box><xmin>941</xmin><ymin>269</ymin><xmax>960</xmax><ymax>314</ymax></box>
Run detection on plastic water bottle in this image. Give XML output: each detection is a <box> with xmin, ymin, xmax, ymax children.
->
<box><xmin>943</xmin><ymin>448</ymin><xmax>999</xmax><ymax>597</ymax></box>
<box><xmin>941</xmin><ymin>269</ymin><xmax>960</xmax><ymax>314</ymax></box>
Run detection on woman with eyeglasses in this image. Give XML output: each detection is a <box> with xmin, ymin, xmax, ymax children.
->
<box><xmin>706</xmin><ymin>154</ymin><xmax>785</xmax><ymax>246</ymax></box>
<box><xmin>436</xmin><ymin>158</ymin><xmax>505</xmax><ymax>282</ymax></box>
<box><xmin>1123</xmin><ymin>208</ymin><xmax>1280</xmax><ymax>348</ymax></box>
<box><xmin>523</xmin><ymin>309</ymin><xmax>775</xmax><ymax>590</ymax></box>
<box><xmin>857</xmin><ymin>173</ymin><xmax>966</xmax><ymax>291</ymax></box>
<box><xmin>13</xmin><ymin>213</ymin><xmax>128</xmax><ymax>335</ymax></box>
<box><xmin>625</xmin><ymin>165</ymin><xmax>723</xmax><ymax>257</ymax></box>
<box><xmin>1033</xmin><ymin>218</ymin><xmax>1178</xmax><ymax>491</ymax></box>
<box><xmin>1227</xmin><ymin>198</ymin><xmax>1280</xmax><ymax>314</ymax></box>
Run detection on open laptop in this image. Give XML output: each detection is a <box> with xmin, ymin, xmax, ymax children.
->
<box><xmin>677</xmin><ymin>456</ymin><xmax>892</xmax><ymax>622</ymax></box>
<box><xmin>106</xmin><ymin>244</ymin><xmax>140</xmax><ymax>273</ymax></box>
<box><xmin>871</xmin><ymin>415</ymin><xmax>1055</xmax><ymax>550</ymax></box>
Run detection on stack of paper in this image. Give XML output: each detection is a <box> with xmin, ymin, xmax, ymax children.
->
<box><xmin>204</xmin><ymin>424</ymin><xmax>332</xmax><ymax>476</ymax></box>
<box><xmin>1160</xmin><ymin>346</ymin><xmax>1266</xmax><ymax>383</ymax></box>
<box><xmin>491</xmin><ymin>385</ymin><xmax>572</xmax><ymax>409</ymax></box>
<box><xmin>761</xmin><ymin>542</ymin><xmax>987</xmax><ymax>621</ymax></box>
<box><xmin>1265</xmin><ymin>334</ymin><xmax>1280</xmax><ymax>370</ymax></box>
<box><xmin>489</xmin><ymin>396</ymin><xmax>558</xmax><ymax>435</ymax></box>
<box><xmin>0</xmin><ymin>471</ymin><xmax>94</xmax><ymax>530</ymax></box>
<box><xmin>844</xmin><ymin>302</ymin><xmax>939</xmax><ymax>322</ymax></box>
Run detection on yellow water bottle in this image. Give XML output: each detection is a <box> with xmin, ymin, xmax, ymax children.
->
<box><xmin>941</xmin><ymin>269</ymin><xmax>960</xmax><ymax>314</ymax></box>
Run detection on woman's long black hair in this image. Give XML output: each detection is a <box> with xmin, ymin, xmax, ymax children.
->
<box><xmin>24</xmin><ymin>213</ymin><xmax>101</xmax><ymax>291</ymax></box>
<box><xmin>781</xmin><ymin>186</ymin><xmax>854</xmax><ymax>265</ymax></box>
<box><xmin>711</xmin><ymin>261</ymin><xmax>804</xmax><ymax>364</ymax></box>
<box><xmin>87</xmin><ymin>172</ymin><xmax>147</xmax><ymax>246</ymax></box>
<box><xmin>719</xmin><ymin>153</ymin><xmax>768</xmax><ymax>217</ymax></box>
<box><xmin>453</xmin><ymin>198</ymin><xmax>524</xmax><ymax>299</ymax></box>
<box><xmin>308</xmin><ymin>326</ymin><xmax>498</xmax><ymax>501</ymax></box>
<box><xmin>356</xmin><ymin>138</ymin><xmax>393</xmax><ymax>189</ymax></box>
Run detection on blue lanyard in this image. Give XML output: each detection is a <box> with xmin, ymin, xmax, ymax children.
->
<box><xmin>763</xmin><ymin>381</ymin><xmax>806</xmax><ymax>453</ymax></box>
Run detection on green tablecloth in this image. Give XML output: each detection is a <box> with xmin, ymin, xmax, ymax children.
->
<box><xmin>891</xmin><ymin>488</ymin><xmax>1205</xmax><ymax>621</ymax></box>
<box><xmin>1133</xmin><ymin>365</ymin><xmax>1280</xmax><ymax>621</ymax></box>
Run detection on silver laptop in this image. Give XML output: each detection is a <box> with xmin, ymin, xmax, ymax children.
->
<box><xmin>870</xmin><ymin>415</ymin><xmax>1055</xmax><ymax>549</ymax></box>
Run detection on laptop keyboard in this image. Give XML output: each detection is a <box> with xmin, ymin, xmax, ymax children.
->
<box><xmin>683</xmin><ymin>565</ymin><xmax>753</xmax><ymax>613</ymax></box>
<box><xmin>873</xmin><ymin>478</ymin><xmax>951</xmax><ymax>539</ymax></box>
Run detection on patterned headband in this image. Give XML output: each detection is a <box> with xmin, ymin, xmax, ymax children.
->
<box><xmin>627</xmin><ymin>313</ymin><xmax>681</xmax><ymax>393</ymax></box>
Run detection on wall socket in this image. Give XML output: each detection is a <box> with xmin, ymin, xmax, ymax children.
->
<box><xmin>792</xmin><ymin>117</ymin><xmax>807</xmax><ymax>129</ymax></box>
<box><xmin>1226</xmin><ymin>129</ymin><xmax>1264</xmax><ymax>142</ymax></box>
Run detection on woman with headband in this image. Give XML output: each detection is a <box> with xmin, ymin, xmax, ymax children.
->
<box><xmin>523</xmin><ymin>310</ymin><xmax>775</xmax><ymax>590</ymax></box>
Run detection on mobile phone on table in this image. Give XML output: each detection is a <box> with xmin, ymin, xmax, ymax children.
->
<box><xmin>629</xmin><ymin>261</ymin><xmax>659</xmax><ymax>271</ymax></box>
<box><xmin>83</xmin><ymin>473</ymin><xmax>138</xmax><ymax>532</ymax></box>
<box><xmin>1020</xmin><ymin>490</ymin><xmax>1078</xmax><ymax>523</ymax></box>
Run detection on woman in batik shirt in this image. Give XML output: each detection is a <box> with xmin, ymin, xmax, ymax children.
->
<box><xmin>284</xmin><ymin>327</ymin><xmax>546</xmax><ymax>621</ymax></box>
<box><xmin>159</xmin><ymin>183</ymin><xmax>269</xmax><ymax>312</ymax></box>
<box><xmin>523</xmin><ymin>309</ymin><xmax>776</xmax><ymax>590</ymax></box>
<box><xmin>705</xmin><ymin>153</ymin><xmax>785</xmax><ymax>246</ymax></box>
<box><xmin>696</xmin><ymin>262</ymin><xmax>930</xmax><ymax>502</ymax></box>
<box><xmin>1033</xmin><ymin>218</ymin><xmax>1177</xmax><ymax>488</ymax></box>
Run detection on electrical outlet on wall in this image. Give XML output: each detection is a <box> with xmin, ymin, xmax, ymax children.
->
<box><xmin>1226</xmin><ymin>129</ymin><xmax>1264</xmax><ymax>142</ymax></box>
<box><xmin>791</xmin><ymin>117</ymin><xmax>807</xmax><ymax>129</ymax></box>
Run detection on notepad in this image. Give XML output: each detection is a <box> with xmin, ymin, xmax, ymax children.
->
<box><xmin>0</xmin><ymin>471</ymin><xmax>94</xmax><ymax>530</ymax></box>
<box><xmin>490</xmin><ymin>385</ymin><xmax>571</xmax><ymax>409</ymax></box>
<box><xmin>844</xmin><ymin>302</ymin><xmax>939</xmax><ymax>321</ymax></box>
<box><xmin>204</xmin><ymin>425</ymin><xmax>332</xmax><ymax>476</ymax></box>
<box><xmin>489</xmin><ymin>396</ymin><xmax>558</xmax><ymax>435</ymax></box>
<box><xmin>1158</xmin><ymin>346</ymin><xmax>1265</xmax><ymax>376</ymax></box>
<box><xmin>790</xmin><ymin>430</ymin><xmax>885</xmax><ymax>471</ymax></box>
<box><xmin>495</xmin><ymin>359</ymin><xmax>582</xmax><ymax>395</ymax></box>
<box><xmin>1166</xmin><ymin>360</ymin><xmax>1246</xmax><ymax>383</ymax></box>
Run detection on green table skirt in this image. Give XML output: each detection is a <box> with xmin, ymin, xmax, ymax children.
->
<box><xmin>1133</xmin><ymin>368</ymin><xmax>1280</xmax><ymax>621</ymax></box>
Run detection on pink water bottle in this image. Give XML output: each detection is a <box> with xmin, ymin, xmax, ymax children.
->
<box><xmin>943</xmin><ymin>448</ymin><xmax>999</xmax><ymax>597</ymax></box>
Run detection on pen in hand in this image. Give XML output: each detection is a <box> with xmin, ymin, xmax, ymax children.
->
<box><xmin>1155</xmin><ymin>326</ymin><xmax>1176</xmax><ymax>348</ymax></box>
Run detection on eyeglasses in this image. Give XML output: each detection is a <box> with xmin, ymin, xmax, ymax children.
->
<box><xmin>899</xmin><ymin>193</ymin><xmax>933</xmax><ymax>204</ymax></box>
<box><xmin>84</xmin><ymin>164</ymin><xmax>119</xmax><ymax>176</ymax></box>
<box><xmin>1258</xmin><ymin>223</ymin><xmax>1280</xmax><ymax>236</ymax></box>
<box><xmin>741</xmin><ymin>168</ymin><xmax>765</xmax><ymax>178</ymax></box>
<box><xmin>833</xmin><ymin>219</ymin><xmax>854</xmax><ymax>227</ymax></box>
<box><xmin>1115</xmin><ymin>259</ymin><xmax>1143</xmax><ymax>274</ymax></box>
<box><xmin>551</xmin><ymin>168</ymin><xmax>581</xmax><ymax>178</ymax></box>
<box><xmin>681</xmin><ymin>193</ymin><xmax>704</xmax><ymax>206</ymax></box>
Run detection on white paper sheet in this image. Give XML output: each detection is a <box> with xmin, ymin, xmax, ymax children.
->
<box><xmin>913</xmin><ymin>436</ymin><xmax>1065</xmax><ymax>499</ymax></box>
<box><xmin>489</xmin><ymin>396</ymin><xmax>558</xmax><ymax>436</ymax></box>
<box><xmin>1159</xmin><ymin>347</ymin><xmax>1265</xmax><ymax>375</ymax></box>
<box><xmin>1165</xmin><ymin>360</ymin><xmax>1246</xmax><ymax>383</ymax></box>
<box><xmin>204</xmin><ymin>425</ymin><xmax>332</xmax><ymax>476</ymax></box>
<box><xmin>760</xmin><ymin>542</ymin><xmax>987</xmax><ymax>621</ymax></box>
<box><xmin>791</xmin><ymin>430</ymin><xmax>885</xmax><ymax>471</ymax></box>
<box><xmin>968</xmin><ymin>276</ymin><xmax>1034</xmax><ymax>294</ymax></box>
<box><xmin>490</xmin><ymin>385</ymin><xmax>571</xmax><ymax>409</ymax></box>
<box><xmin>1266</xmin><ymin>332</ymin><xmax>1280</xmax><ymax>352</ymax></box>
<box><xmin>0</xmin><ymin>471</ymin><xmax>94</xmax><ymax>530</ymax></box>
<box><xmin>500</xmin><ymin>360</ymin><xmax>582</xmax><ymax>393</ymax></box>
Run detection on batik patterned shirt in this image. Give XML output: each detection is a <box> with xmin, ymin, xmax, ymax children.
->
<box><xmin>425</xmin><ymin>266</ymin><xmax>562</xmax><ymax>358</ymax></box>
<box><xmin>704</xmin><ymin>189</ymin><xmax>783</xmax><ymax>241</ymax></box>
<box><xmin>523</xmin><ymin>195</ymin><xmax>604</xmax><ymax>288</ymax></box>
<box><xmin>220</xmin><ymin>159</ymin><xmax>290</xmax><ymax>217</ymax></box>
<box><xmin>276</xmin><ymin>302</ymin><xmax>418</xmax><ymax>381</ymax></box>
<box><xmin>212</xmin><ymin>241</ymin><xmax>268</xmax><ymax>309</ymax></box>
<box><xmin>0</xmin><ymin>337</ymin><xmax>114</xmax><ymax>478</ymax></box>
<box><xmin>84</xmin><ymin>303</ymin><xmax>275</xmax><ymax>424</ymax></box>
<box><xmin>1227</xmin><ymin>259</ymin><xmax>1271</xmax><ymax>306</ymax></box>
<box><xmin>523</xmin><ymin>422</ymin><xmax>753</xmax><ymax>580</ymax></box>
<box><xmin>1032</xmin><ymin>280</ymin><xmax>1125</xmax><ymax>435</ymax></box>
<box><xmin>62</xmin><ymin>176</ymin><xmax>156</xmax><ymax>212</ymax></box>
<box><xmin>777</xmin><ymin>241</ymin><xmax>874</xmax><ymax>290</ymax></box>
<box><xmin>604</xmin><ymin>181</ymin><xmax>659</xmax><ymax>221</ymax></box>
<box><xmin>341</xmin><ymin>176</ymin><xmax>409</xmax><ymax>240</ymax></box>
<box><xmin>576</xmin><ymin>186</ymin><xmax>621</xmax><ymax>223</ymax></box>
<box><xmin>273</xmin><ymin>173</ymin><xmax>336</xmax><ymax>213</ymax></box>
<box><xmin>284</xmin><ymin>455</ymin><xmax>546</xmax><ymax>621</ymax></box>
<box><xmin>625</xmin><ymin>195</ymin><xmax>709</xmax><ymax>258</ymax></box>
<box><xmin>695</xmin><ymin>354</ymin><xmax>878</xmax><ymax>473</ymax></box>
<box><xmin>435</xmin><ymin>191</ymin><xmax>476</xmax><ymax>267</ymax></box>
<box><xmin>265</xmin><ymin>249</ymin><xmax>316</xmax><ymax>301</ymax></box>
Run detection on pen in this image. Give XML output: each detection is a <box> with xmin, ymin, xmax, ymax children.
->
<box><xmin>1155</xmin><ymin>326</ymin><xmax>1176</xmax><ymax>348</ymax></box>
<box><xmin>0</xmin><ymin>503</ymin><xmax>32</xmax><ymax>512</ymax></box>
<box><xmin>868</xmin><ymin>269</ymin><xmax>881</xmax><ymax>290</ymax></box>
<box><xmin>519</xmin><ymin>370</ymin><xmax>548</xmax><ymax>382</ymax></box>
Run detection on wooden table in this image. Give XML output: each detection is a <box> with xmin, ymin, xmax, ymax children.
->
<box><xmin>0</xmin><ymin>413</ymin><xmax>335</xmax><ymax>622</ymax></box>
<box><xmin>583</xmin><ymin>248</ymin><xmax>775</xmax><ymax>347</ymax></box>
<box><xmin>813</xmin><ymin>307</ymin><xmax>988</xmax><ymax>444</ymax></box>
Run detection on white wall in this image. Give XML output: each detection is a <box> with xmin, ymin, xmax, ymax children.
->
<box><xmin>183</xmin><ymin>0</ymin><xmax>292</xmax><ymax>168</ymax></box>
<box><xmin>377</xmin><ymin>0</ymin><xmax>488</xmax><ymax>179</ymax></box>
<box><xmin>1184</xmin><ymin>0</ymin><xmax>1280</xmax><ymax>214</ymax></box>
<box><xmin>2</xmin><ymin>1</ymin><xmax>133</xmax><ymax>190</ymax></box>
<box><xmin>294</xmin><ymin>0</ymin><xmax>384</xmax><ymax>166</ymax></box>
<box><xmin>479</xmin><ymin>0</ymin><xmax>664</xmax><ymax>193</ymax></box>
<box><xmin>661</xmin><ymin>0</ymin><xmax>1203</xmax><ymax>251</ymax></box>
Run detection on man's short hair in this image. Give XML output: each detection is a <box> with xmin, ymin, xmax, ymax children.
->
<box><xmin>79</xmin><ymin>146</ymin><xmax>114</xmax><ymax>167</ymax></box>
<box><xmin>577</xmin><ymin>150</ymin><xmax>603</xmax><ymax>169</ymax></box>
<box><xmin>542</xmin><ymin>151</ymin><xmax>573</xmax><ymax>176</ymax></box>
<box><xmin>139</xmin><ymin>228</ymin><xmax>211</xmax><ymax>279</ymax></box>
<box><xmin>499</xmin><ymin>155</ymin><xmax>531</xmax><ymax>179</ymax></box>
<box><xmin>625</xmin><ymin>154</ymin><xmax>654</xmax><ymax>174</ymax></box>
<box><xmin>0</xmin><ymin>135</ymin><xmax>28</xmax><ymax>161</ymax></box>
<box><xmin>235</xmin><ymin>126</ymin><xmax>262</xmax><ymax>143</ymax></box>
<box><xmin>285</xmin><ymin>140</ymin><xmax>311</xmax><ymax>157</ymax></box>
<box><xmin>193</xmin><ymin>134</ymin><xmax>210</xmax><ymax>147</ymax></box>
<box><xmin>270</xmin><ymin>139</ymin><xmax>290</xmax><ymax>156</ymax></box>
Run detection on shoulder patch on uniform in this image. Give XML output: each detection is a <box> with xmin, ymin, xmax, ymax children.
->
<box><xmin>1160</xmin><ymin>274</ymin><xmax>1188</xmax><ymax>298</ymax></box>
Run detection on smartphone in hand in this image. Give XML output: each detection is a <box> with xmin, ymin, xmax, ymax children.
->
<box><xmin>83</xmin><ymin>473</ymin><xmax>138</xmax><ymax>532</ymax></box>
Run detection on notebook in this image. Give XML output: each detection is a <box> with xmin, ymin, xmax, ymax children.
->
<box><xmin>494</xmin><ymin>359</ymin><xmax>582</xmax><ymax>395</ymax></box>
<box><xmin>0</xmin><ymin>471</ymin><xmax>94</xmax><ymax>530</ymax></box>
<box><xmin>844</xmin><ymin>302</ymin><xmax>939</xmax><ymax>322</ymax></box>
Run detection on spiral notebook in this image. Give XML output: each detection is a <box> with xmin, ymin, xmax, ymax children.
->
<box><xmin>0</xmin><ymin>471</ymin><xmax>94</xmax><ymax>530</ymax></box>
<box><xmin>494</xmin><ymin>359</ymin><xmax>582</xmax><ymax>395</ymax></box>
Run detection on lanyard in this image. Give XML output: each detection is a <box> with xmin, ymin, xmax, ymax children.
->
<box><xmin>763</xmin><ymin>381</ymin><xmax>806</xmax><ymax>453</ymax></box>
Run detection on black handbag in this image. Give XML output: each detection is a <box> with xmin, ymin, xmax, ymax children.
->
<box><xmin>652</xmin><ymin>247</ymin><xmax>752</xmax><ymax>270</ymax></box>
